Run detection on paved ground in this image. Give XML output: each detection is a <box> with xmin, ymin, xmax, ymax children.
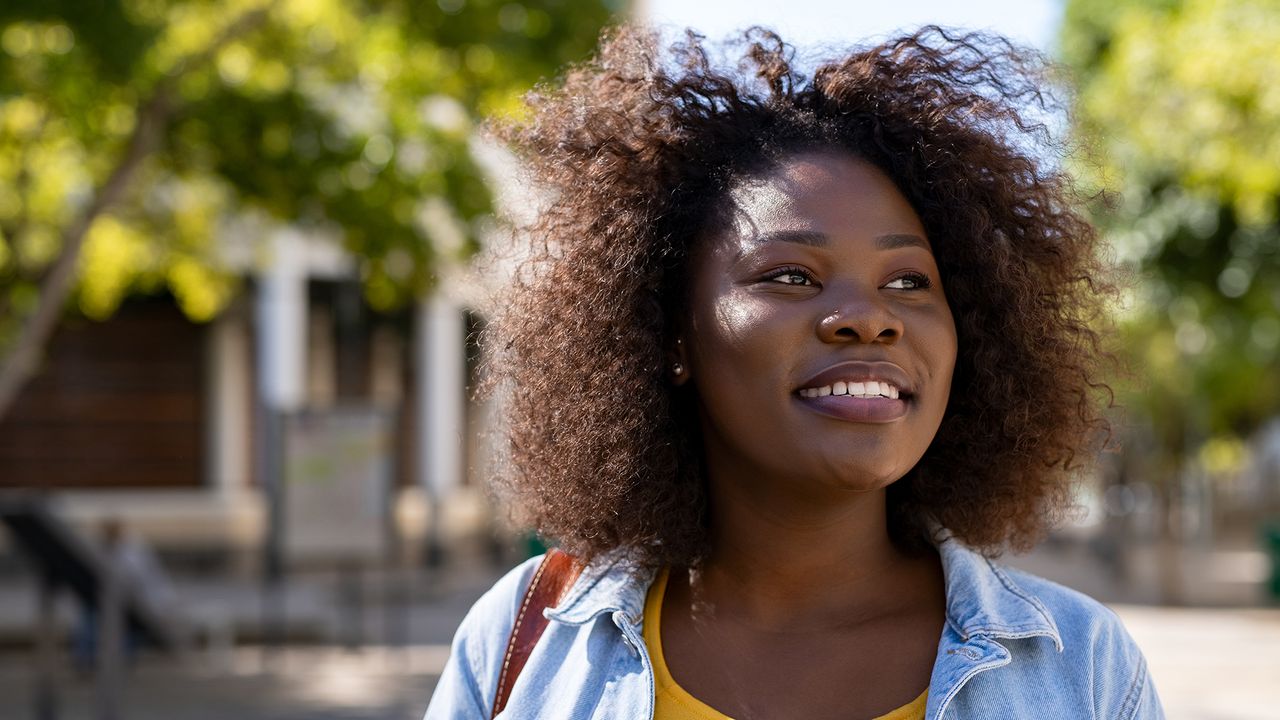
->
<box><xmin>1116</xmin><ymin>605</ymin><xmax>1280</xmax><ymax>720</ymax></box>
<box><xmin>2</xmin><ymin>541</ymin><xmax>1278</xmax><ymax>719</ymax></box>
<box><xmin>0</xmin><ymin>647</ymin><xmax>445</xmax><ymax>720</ymax></box>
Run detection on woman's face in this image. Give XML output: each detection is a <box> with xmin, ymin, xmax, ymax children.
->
<box><xmin>681</xmin><ymin>152</ymin><xmax>957</xmax><ymax>496</ymax></box>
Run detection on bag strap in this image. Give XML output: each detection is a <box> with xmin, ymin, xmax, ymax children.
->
<box><xmin>491</xmin><ymin>548</ymin><xmax>583</xmax><ymax>718</ymax></box>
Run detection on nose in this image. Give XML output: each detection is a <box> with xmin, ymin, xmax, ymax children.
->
<box><xmin>815</xmin><ymin>285</ymin><xmax>904</xmax><ymax>344</ymax></box>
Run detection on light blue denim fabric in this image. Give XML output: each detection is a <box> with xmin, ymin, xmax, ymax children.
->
<box><xmin>424</xmin><ymin>535</ymin><xmax>1164</xmax><ymax>719</ymax></box>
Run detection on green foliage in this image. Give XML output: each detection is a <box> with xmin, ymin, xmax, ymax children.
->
<box><xmin>1062</xmin><ymin>0</ymin><xmax>1280</xmax><ymax>453</ymax></box>
<box><xmin>0</xmin><ymin>0</ymin><xmax>617</xmax><ymax>330</ymax></box>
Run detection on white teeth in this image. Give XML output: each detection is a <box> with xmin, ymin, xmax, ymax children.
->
<box><xmin>798</xmin><ymin>380</ymin><xmax>903</xmax><ymax>399</ymax></box>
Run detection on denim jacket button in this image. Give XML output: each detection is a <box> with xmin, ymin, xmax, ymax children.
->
<box><xmin>621</xmin><ymin>632</ymin><xmax>640</xmax><ymax>658</ymax></box>
<box><xmin>612</xmin><ymin>611</ymin><xmax>640</xmax><ymax>657</ymax></box>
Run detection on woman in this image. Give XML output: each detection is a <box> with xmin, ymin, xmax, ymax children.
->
<box><xmin>426</xmin><ymin>25</ymin><xmax>1163</xmax><ymax>720</ymax></box>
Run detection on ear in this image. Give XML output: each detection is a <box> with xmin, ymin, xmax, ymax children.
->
<box><xmin>668</xmin><ymin>336</ymin><xmax>690</xmax><ymax>386</ymax></box>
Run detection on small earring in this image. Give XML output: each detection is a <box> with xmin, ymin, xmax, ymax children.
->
<box><xmin>671</xmin><ymin>362</ymin><xmax>684</xmax><ymax>376</ymax></box>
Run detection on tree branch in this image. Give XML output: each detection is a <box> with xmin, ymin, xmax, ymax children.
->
<box><xmin>0</xmin><ymin>4</ymin><xmax>275</xmax><ymax>420</ymax></box>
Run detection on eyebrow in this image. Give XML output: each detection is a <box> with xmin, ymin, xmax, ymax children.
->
<box><xmin>753</xmin><ymin>230</ymin><xmax>931</xmax><ymax>251</ymax></box>
<box><xmin>875</xmin><ymin>233</ymin><xmax>931</xmax><ymax>251</ymax></box>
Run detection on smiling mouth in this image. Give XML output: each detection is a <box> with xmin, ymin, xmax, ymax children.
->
<box><xmin>793</xmin><ymin>380</ymin><xmax>910</xmax><ymax>424</ymax></box>
<box><xmin>797</xmin><ymin>379</ymin><xmax>904</xmax><ymax>400</ymax></box>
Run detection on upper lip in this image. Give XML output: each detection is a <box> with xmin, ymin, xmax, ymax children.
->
<box><xmin>796</xmin><ymin>360</ymin><xmax>915</xmax><ymax>397</ymax></box>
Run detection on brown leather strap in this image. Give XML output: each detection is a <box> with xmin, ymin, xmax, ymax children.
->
<box><xmin>491</xmin><ymin>548</ymin><xmax>583</xmax><ymax>718</ymax></box>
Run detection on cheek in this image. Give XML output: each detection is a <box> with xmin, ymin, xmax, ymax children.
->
<box><xmin>940</xmin><ymin>313</ymin><xmax>959</xmax><ymax>379</ymax></box>
<box><xmin>922</xmin><ymin>311</ymin><xmax>959</xmax><ymax>409</ymax></box>
<box><xmin>690</xmin><ymin>291</ymin><xmax>781</xmax><ymax>377</ymax></box>
<box><xmin>710</xmin><ymin>294</ymin><xmax>761</xmax><ymax>352</ymax></box>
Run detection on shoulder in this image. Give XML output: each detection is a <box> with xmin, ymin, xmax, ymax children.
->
<box><xmin>1001</xmin><ymin>564</ymin><xmax>1118</xmax><ymax>622</ymax></box>
<box><xmin>996</xmin><ymin>564</ymin><xmax>1164</xmax><ymax>719</ymax></box>
<box><xmin>425</xmin><ymin>555</ymin><xmax>546</xmax><ymax>718</ymax></box>
<box><xmin>427</xmin><ymin>549</ymin><xmax>649</xmax><ymax>718</ymax></box>
<box><xmin>998</xmin><ymin>563</ymin><xmax>1133</xmax><ymax>649</ymax></box>
<box><xmin>455</xmin><ymin>554</ymin><xmax>548</xmax><ymax>661</ymax></box>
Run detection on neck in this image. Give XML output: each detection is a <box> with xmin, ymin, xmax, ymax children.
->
<box><xmin>690</xmin><ymin>462</ymin><xmax>926</xmax><ymax>630</ymax></box>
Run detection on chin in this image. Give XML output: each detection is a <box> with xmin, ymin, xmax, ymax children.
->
<box><xmin>821</xmin><ymin>463</ymin><xmax>910</xmax><ymax>494</ymax></box>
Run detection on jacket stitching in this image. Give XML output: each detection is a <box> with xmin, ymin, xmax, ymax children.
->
<box><xmin>1118</xmin><ymin>650</ymin><xmax>1148</xmax><ymax>720</ymax></box>
<box><xmin>964</xmin><ymin>623</ymin><xmax>1058</xmax><ymax>635</ymax></box>
<box><xmin>930</xmin><ymin>655</ymin><xmax>1013</xmax><ymax>720</ymax></box>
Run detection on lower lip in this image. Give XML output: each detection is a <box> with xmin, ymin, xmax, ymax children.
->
<box><xmin>795</xmin><ymin>394</ymin><xmax>909</xmax><ymax>423</ymax></box>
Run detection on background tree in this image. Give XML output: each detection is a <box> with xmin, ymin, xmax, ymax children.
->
<box><xmin>1061</xmin><ymin>0</ymin><xmax>1280</xmax><ymax>476</ymax></box>
<box><xmin>0</xmin><ymin>0</ymin><xmax>620</xmax><ymax>418</ymax></box>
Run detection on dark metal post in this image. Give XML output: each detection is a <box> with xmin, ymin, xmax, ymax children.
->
<box><xmin>383</xmin><ymin>415</ymin><xmax>407</xmax><ymax>647</ymax></box>
<box><xmin>259</xmin><ymin>406</ymin><xmax>287</xmax><ymax>651</ymax></box>
<box><xmin>96</xmin><ymin>536</ymin><xmax>124</xmax><ymax>720</ymax></box>
<box><xmin>34</xmin><ymin>566</ymin><xmax>58</xmax><ymax>720</ymax></box>
<box><xmin>341</xmin><ymin>561</ymin><xmax>364</xmax><ymax>649</ymax></box>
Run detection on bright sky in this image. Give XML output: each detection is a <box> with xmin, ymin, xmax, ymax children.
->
<box><xmin>638</xmin><ymin>0</ymin><xmax>1061</xmax><ymax>54</ymax></box>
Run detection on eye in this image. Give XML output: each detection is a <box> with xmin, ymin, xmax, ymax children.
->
<box><xmin>762</xmin><ymin>265</ymin><xmax>816</xmax><ymax>286</ymax></box>
<box><xmin>884</xmin><ymin>272</ymin><xmax>933</xmax><ymax>290</ymax></box>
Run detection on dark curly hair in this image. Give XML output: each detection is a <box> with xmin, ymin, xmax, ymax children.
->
<box><xmin>484</xmin><ymin>25</ymin><xmax>1116</xmax><ymax>568</ymax></box>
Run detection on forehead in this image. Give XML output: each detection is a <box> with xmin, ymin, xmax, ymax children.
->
<box><xmin>719</xmin><ymin>152</ymin><xmax>927</xmax><ymax>246</ymax></box>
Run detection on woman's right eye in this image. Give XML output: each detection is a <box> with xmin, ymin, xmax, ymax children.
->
<box><xmin>762</xmin><ymin>266</ymin><xmax>816</xmax><ymax>286</ymax></box>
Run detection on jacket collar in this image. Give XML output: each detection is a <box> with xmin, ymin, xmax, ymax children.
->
<box><xmin>546</xmin><ymin>534</ymin><xmax>1063</xmax><ymax>653</ymax></box>
<box><xmin>934</xmin><ymin>534</ymin><xmax>1063</xmax><ymax>652</ymax></box>
<box><xmin>546</xmin><ymin>548</ymin><xmax>654</xmax><ymax>626</ymax></box>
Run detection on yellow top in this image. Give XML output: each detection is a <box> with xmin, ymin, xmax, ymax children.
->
<box><xmin>643</xmin><ymin>567</ymin><xmax>929</xmax><ymax>720</ymax></box>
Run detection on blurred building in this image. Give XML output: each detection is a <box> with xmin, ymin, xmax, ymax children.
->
<box><xmin>0</xmin><ymin>230</ymin><xmax>497</xmax><ymax>569</ymax></box>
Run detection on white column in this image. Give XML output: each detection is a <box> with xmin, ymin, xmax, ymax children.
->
<box><xmin>416</xmin><ymin>293</ymin><xmax>466</xmax><ymax>552</ymax></box>
<box><xmin>206</xmin><ymin>310</ymin><xmax>252</xmax><ymax>497</ymax></box>
<box><xmin>256</xmin><ymin>229</ymin><xmax>308</xmax><ymax>414</ymax></box>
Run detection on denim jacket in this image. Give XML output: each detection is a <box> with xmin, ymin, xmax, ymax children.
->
<box><xmin>425</xmin><ymin>536</ymin><xmax>1164</xmax><ymax>719</ymax></box>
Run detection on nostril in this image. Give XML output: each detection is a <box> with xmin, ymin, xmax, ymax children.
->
<box><xmin>834</xmin><ymin>327</ymin><xmax>857</xmax><ymax>339</ymax></box>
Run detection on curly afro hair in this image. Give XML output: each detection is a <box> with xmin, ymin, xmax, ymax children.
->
<box><xmin>485</xmin><ymin>25</ymin><xmax>1117</xmax><ymax>568</ymax></box>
